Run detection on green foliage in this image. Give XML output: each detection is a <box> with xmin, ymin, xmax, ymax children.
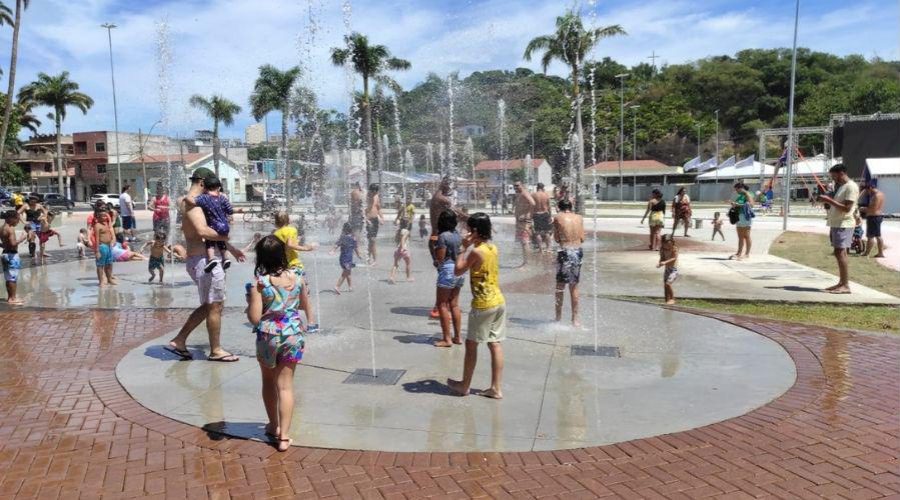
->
<box><xmin>0</xmin><ymin>162</ymin><xmax>25</xmax><ymax>185</ymax></box>
<box><xmin>248</xmin><ymin>144</ymin><xmax>278</xmax><ymax>161</ymax></box>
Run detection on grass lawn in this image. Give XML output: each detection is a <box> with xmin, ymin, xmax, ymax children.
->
<box><xmin>770</xmin><ymin>231</ymin><xmax>900</xmax><ymax>298</ymax></box>
<box><xmin>660</xmin><ymin>298</ymin><xmax>898</xmax><ymax>334</ymax></box>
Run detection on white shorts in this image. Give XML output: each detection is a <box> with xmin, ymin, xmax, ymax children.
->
<box><xmin>186</xmin><ymin>255</ymin><xmax>226</xmax><ymax>304</ymax></box>
<box><xmin>467</xmin><ymin>304</ymin><xmax>507</xmax><ymax>343</ymax></box>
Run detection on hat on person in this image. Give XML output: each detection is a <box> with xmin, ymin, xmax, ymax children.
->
<box><xmin>189</xmin><ymin>167</ymin><xmax>215</xmax><ymax>181</ymax></box>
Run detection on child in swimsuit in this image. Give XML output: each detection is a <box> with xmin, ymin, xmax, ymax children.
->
<box><xmin>1</xmin><ymin>209</ymin><xmax>27</xmax><ymax>305</ymax></box>
<box><xmin>245</xmin><ymin>235</ymin><xmax>309</xmax><ymax>453</ymax></box>
<box><xmin>657</xmin><ymin>234</ymin><xmax>678</xmax><ymax>305</ymax></box>
<box><xmin>331</xmin><ymin>222</ymin><xmax>362</xmax><ymax>294</ymax></box>
<box><xmin>418</xmin><ymin>214</ymin><xmax>428</xmax><ymax>239</ymax></box>
<box><xmin>76</xmin><ymin>228</ymin><xmax>89</xmax><ymax>258</ymax></box>
<box><xmin>36</xmin><ymin>211</ymin><xmax>64</xmax><ymax>264</ymax></box>
<box><xmin>141</xmin><ymin>231</ymin><xmax>172</xmax><ymax>283</ymax></box>
<box><xmin>389</xmin><ymin>220</ymin><xmax>412</xmax><ymax>284</ymax></box>
<box><xmin>711</xmin><ymin>212</ymin><xmax>725</xmax><ymax>241</ymax></box>
<box><xmin>93</xmin><ymin>210</ymin><xmax>117</xmax><ymax>286</ymax></box>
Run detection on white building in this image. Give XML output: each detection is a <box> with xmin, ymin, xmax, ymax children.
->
<box><xmin>474</xmin><ymin>156</ymin><xmax>552</xmax><ymax>192</ymax></box>
<box><xmin>245</xmin><ymin>123</ymin><xmax>265</xmax><ymax>145</ymax></box>
<box><xmin>864</xmin><ymin>158</ymin><xmax>900</xmax><ymax>215</ymax></box>
<box><xmin>108</xmin><ymin>153</ymin><xmax>249</xmax><ymax>203</ymax></box>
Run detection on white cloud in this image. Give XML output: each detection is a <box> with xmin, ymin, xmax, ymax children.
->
<box><xmin>0</xmin><ymin>0</ymin><xmax>895</xmax><ymax>140</ymax></box>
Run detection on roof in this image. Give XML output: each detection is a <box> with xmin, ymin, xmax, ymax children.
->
<box><xmin>475</xmin><ymin>158</ymin><xmax>548</xmax><ymax>171</ymax></box>
<box><xmin>124</xmin><ymin>153</ymin><xmax>208</xmax><ymax>165</ymax></box>
<box><xmin>585</xmin><ymin>159</ymin><xmax>677</xmax><ymax>176</ymax></box>
<box><xmin>697</xmin><ymin>161</ymin><xmax>774</xmax><ymax>180</ymax></box>
<box><xmin>866</xmin><ymin>158</ymin><xmax>900</xmax><ymax>177</ymax></box>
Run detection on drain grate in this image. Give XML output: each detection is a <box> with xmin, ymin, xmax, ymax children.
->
<box><xmin>570</xmin><ymin>345</ymin><xmax>621</xmax><ymax>357</ymax></box>
<box><xmin>343</xmin><ymin>368</ymin><xmax>406</xmax><ymax>386</ymax></box>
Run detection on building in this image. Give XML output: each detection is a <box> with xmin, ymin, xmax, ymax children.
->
<box><xmin>583</xmin><ymin>159</ymin><xmax>694</xmax><ymax>201</ymax></box>
<box><xmin>107</xmin><ymin>152</ymin><xmax>249</xmax><ymax>203</ymax></box>
<box><xmin>863</xmin><ymin>158</ymin><xmax>900</xmax><ymax>215</ymax></box>
<box><xmin>9</xmin><ymin>134</ymin><xmax>75</xmax><ymax>196</ymax></box>
<box><xmin>474</xmin><ymin>157</ymin><xmax>552</xmax><ymax>193</ymax></box>
<box><xmin>70</xmin><ymin>131</ymin><xmax>177</xmax><ymax>200</ymax></box>
<box><xmin>458</xmin><ymin>124</ymin><xmax>485</xmax><ymax>137</ymax></box>
<box><xmin>245</xmin><ymin>123</ymin><xmax>265</xmax><ymax>145</ymax></box>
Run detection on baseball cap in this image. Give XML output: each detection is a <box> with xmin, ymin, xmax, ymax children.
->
<box><xmin>190</xmin><ymin>167</ymin><xmax>215</xmax><ymax>181</ymax></box>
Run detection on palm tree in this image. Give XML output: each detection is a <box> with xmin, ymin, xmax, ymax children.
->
<box><xmin>250</xmin><ymin>64</ymin><xmax>301</xmax><ymax>205</ymax></box>
<box><xmin>189</xmin><ymin>94</ymin><xmax>241</xmax><ymax>178</ymax></box>
<box><xmin>0</xmin><ymin>0</ymin><xmax>30</xmax><ymax>169</ymax></box>
<box><xmin>524</xmin><ymin>9</ymin><xmax>624</xmax><ymax>213</ymax></box>
<box><xmin>18</xmin><ymin>72</ymin><xmax>93</xmax><ymax>196</ymax></box>
<box><xmin>330</xmin><ymin>32</ymin><xmax>410</xmax><ymax>185</ymax></box>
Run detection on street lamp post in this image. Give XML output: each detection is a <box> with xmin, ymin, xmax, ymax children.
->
<box><xmin>615</xmin><ymin>73</ymin><xmax>629</xmax><ymax>204</ymax></box>
<box><xmin>783</xmin><ymin>0</ymin><xmax>801</xmax><ymax>231</ymax></box>
<box><xmin>714</xmin><ymin>109</ymin><xmax>720</xmax><ymax>188</ymax></box>
<box><xmin>101</xmin><ymin>23</ymin><xmax>122</xmax><ymax>195</ymax></box>
<box><xmin>631</xmin><ymin>105</ymin><xmax>640</xmax><ymax>201</ymax></box>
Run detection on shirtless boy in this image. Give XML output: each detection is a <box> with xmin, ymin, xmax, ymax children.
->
<box><xmin>93</xmin><ymin>209</ymin><xmax>117</xmax><ymax>286</ymax></box>
<box><xmin>1</xmin><ymin>210</ymin><xmax>28</xmax><ymax>304</ymax></box>
<box><xmin>532</xmin><ymin>183</ymin><xmax>552</xmax><ymax>253</ymax></box>
<box><xmin>365</xmin><ymin>184</ymin><xmax>384</xmax><ymax>265</ymax></box>
<box><xmin>861</xmin><ymin>183</ymin><xmax>886</xmax><ymax>258</ymax></box>
<box><xmin>553</xmin><ymin>198</ymin><xmax>585</xmax><ymax>327</ymax></box>
<box><xmin>513</xmin><ymin>182</ymin><xmax>536</xmax><ymax>266</ymax></box>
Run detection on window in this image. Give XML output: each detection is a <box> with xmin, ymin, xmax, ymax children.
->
<box><xmin>234</xmin><ymin>179</ymin><xmax>241</xmax><ymax>193</ymax></box>
<box><xmin>43</xmin><ymin>163</ymin><xmax>52</xmax><ymax>172</ymax></box>
<box><xmin>95</xmin><ymin>142</ymin><xmax>106</xmax><ymax>153</ymax></box>
<box><xmin>74</xmin><ymin>142</ymin><xmax>87</xmax><ymax>154</ymax></box>
<box><xmin>97</xmin><ymin>164</ymin><xmax>107</xmax><ymax>174</ymax></box>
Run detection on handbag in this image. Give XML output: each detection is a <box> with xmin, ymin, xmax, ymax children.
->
<box><xmin>727</xmin><ymin>206</ymin><xmax>740</xmax><ymax>224</ymax></box>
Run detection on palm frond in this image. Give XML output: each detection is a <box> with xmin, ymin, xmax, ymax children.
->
<box><xmin>0</xmin><ymin>2</ymin><xmax>13</xmax><ymax>26</ymax></box>
<box><xmin>523</xmin><ymin>35</ymin><xmax>554</xmax><ymax>62</ymax></box>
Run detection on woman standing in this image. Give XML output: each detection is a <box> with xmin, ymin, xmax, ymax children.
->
<box><xmin>671</xmin><ymin>187</ymin><xmax>692</xmax><ymax>237</ymax></box>
<box><xmin>149</xmin><ymin>183</ymin><xmax>171</xmax><ymax>236</ymax></box>
<box><xmin>246</xmin><ymin>236</ymin><xmax>310</xmax><ymax>452</ymax></box>
<box><xmin>730</xmin><ymin>182</ymin><xmax>754</xmax><ymax>260</ymax></box>
<box><xmin>640</xmin><ymin>189</ymin><xmax>666</xmax><ymax>251</ymax></box>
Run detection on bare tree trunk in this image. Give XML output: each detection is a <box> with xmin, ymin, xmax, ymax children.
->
<box><xmin>573</xmin><ymin>66</ymin><xmax>585</xmax><ymax>214</ymax></box>
<box><xmin>212</xmin><ymin>119</ymin><xmax>220</xmax><ymax>178</ymax></box>
<box><xmin>55</xmin><ymin>117</ymin><xmax>64</xmax><ymax>196</ymax></box>
<box><xmin>363</xmin><ymin>75</ymin><xmax>373</xmax><ymax>187</ymax></box>
<box><xmin>0</xmin><ymin>0</ymin><xmax>23</xmax><ymax>169</ymax></box>
<box><xmin>282</xmin><ymin>110</ymin><xmax>290</xmax><ymax>212</ymax></box>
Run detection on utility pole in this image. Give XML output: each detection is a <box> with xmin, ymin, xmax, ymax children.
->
<box><xmin>696</xmin><ymin>123</ymin><xmax>702</xmax><ymax>159</ymax></box>
<box><xmin>647</xmin><ymin>51</ymin><xmax>660</xmax><ymax>76</ymax></box>
<box><xmin>138</xmin><ymin>128</ymin><xmax>146</xmax><ymax>205</ymax></box>
<box><xmin>714</xmin><ymin>109</ymin><xmax>720</xmax><ymax>188</ymax></box>
<box><xmin>631</xmin><ymin>105</ymin><xmax>640</xmax><ymax>201</ymax></box>
<box><xmin>615</xmin><ymin>73</ymin><xmax>629</xmax><ymax>204</ymax></box>
<box><xmin>101</xmin><ymin>23</ymin><xmax>122</xmax><ymax>195</ymax></box>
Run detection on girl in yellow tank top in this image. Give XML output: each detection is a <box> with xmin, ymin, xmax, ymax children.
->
<box><xmin>469</xmin><ymin>241</ymin><xmax>504</xmax><ymax>310</ymax></box>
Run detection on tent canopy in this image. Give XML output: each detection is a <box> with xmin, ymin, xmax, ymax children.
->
<box><xmin>865</xmin><ymin>158</ymin><xmax>900</xmax><ymax>177</ymax></box>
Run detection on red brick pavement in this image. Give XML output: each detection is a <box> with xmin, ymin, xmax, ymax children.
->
<box><xmin>0</xmin><ymin>306</ymin><xmax>897</xmax><ymax>499</ymax></box>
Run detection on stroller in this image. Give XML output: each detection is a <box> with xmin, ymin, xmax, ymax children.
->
<box><xmin>850</xmin><ymin>224</ymin><xmax>866</xmax><ymax>255</ymax></box>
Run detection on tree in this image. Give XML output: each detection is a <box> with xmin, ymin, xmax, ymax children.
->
<box><xmin>249</xmin><ymin>64</ymin><xmax>301</xmax><ymax>204</ymax></box>
<box><xmin>189</xmin><ymin>94</ymin><xmax>241</xmax><ymax>178</ymax></box>
<box><xmin>0</xmin><ymin>0</ymin><xmax>29</xmax><ymax>170</ymax></box>
<box><xmin>18</xmin><ymin>71</ymin><xmax>93</xmax><ymax>196</ymax></box>
<box><xmin>330</xmin><ymin>32</ymin><xmax>410</xmax><ymax>185</ymax></box>
<box><xmin>524</xmin><ymin>9</ymin><xmax>625</xmax><ymax>212</ymax></box>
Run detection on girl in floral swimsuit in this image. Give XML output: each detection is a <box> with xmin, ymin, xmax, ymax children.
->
<box><xmin>246</xmin><ymin>235</ymin><xmax>310</xmax><ymax>452</ymax></box>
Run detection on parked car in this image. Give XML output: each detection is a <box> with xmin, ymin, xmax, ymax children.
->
<box><xmin>43</xmin><ymin>193</ymin><xmax>75</xmax><ymax>209</ymax></box>
<box><xmin>24</xmin><ymin>192</ymin><xmax>44</xmax><ymax>202</ymax></box>
<box><xmin>90</xmin><ymin>193</ymin><xmax>120</xmax><ymax>210</ymax></box>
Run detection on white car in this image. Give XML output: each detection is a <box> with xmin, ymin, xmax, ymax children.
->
<box><xmin>90</xmin><ymin>193</ymin><xmax>120</xmax><ymax>210</ymax></box>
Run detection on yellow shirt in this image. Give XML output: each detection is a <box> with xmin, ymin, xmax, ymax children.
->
<box><xmin>470</xmin><ymin>242</ymin><xmax>504</xmax><ymax>310</ymax></box>
<box><xmin>826</xmin><ymin>180</ymin><xmax>859</xmax><ymax>229</ymax></box>
<box><xmin>405</xmin><ymin>203</ymin><xmax>415</xmax><ymax>221</ymax></box>
<box><xmin>273</xmin><ymin>226</ymin><xmax>303</xmax><ymax>270</ymax></box>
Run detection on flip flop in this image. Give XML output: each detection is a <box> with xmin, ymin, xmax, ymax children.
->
<box><xmin>207</xmin><ymin>354</ymin><xmax>239</xmax><ymax>362</ymax></box>
<box><xmin>164</xmin><ymin>346</ymin><xmax>193</xmax><ymax>360</ymax></box>
<box><xmin>826</xmin><ymin>289</ymin><xmax>851</xmax><ymax>295</ymax></box>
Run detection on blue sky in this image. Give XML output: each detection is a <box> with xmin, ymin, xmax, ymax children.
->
<box><xmin>2</xmin><ymin>0</ymin><xmax>897</xmax><ymax>140</ymax></box>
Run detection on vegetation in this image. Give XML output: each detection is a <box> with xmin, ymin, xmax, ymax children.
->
<box><xmin>189</xmin><ymin>94</ymin><xmax>242</xmax><ymax>178</ymax></box>
<box><xmin>18</xmin><ymin>71</ymin><xmax>92</xmax><ymax>195</ymax></box>
<box><xmin>0</xmin><ymin>0</ymin><xmax>29</xmax><ymax>179</ymax></box>
<box><xmin>249</xmin><ymin>64</ymin><xmax>301</xmax><ymax>198</ymax></box>
<box><xmin>637</xmin><ymin>297</ymin><xmax>899</xmax><ymax>334</ymax></box>
<box><xmin>770</xmin><ymin>231</ymin><xmax>900</xmax><ymax>298</ymax></box>
<box><xmin>524</xmin><ymin>10</ymin><xmax>624</xmax><ymax>211</ymax></box>
<box><xmin>330</xmin><ymin>32</ymin><xmax>410</xmax><ymax>185</ymax></box>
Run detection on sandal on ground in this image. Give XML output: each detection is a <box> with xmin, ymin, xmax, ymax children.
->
<box><xmin>164</xmin><ymin>345</ymin><xmax>193</xmax><ymax>360</ymax></box>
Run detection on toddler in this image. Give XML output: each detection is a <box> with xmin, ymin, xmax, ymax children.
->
<box><xmin>186</xmin><ymin>174</ymin><xmax>234</xmax><ymax>273</ymax></box>
<box><xmin>141</xmin><ymin>231</ymin><xmax>173</xmax><ymax>283</ymax></box>
<box><xmin>76</xmin><ymin>228</ymin><xmax>89</xmax><ymax>258</ymax></box>
<box><xmin>657</xmin><ymin>234</ymin><xmax>678</xmax><ymax>305</ymax></box>
<box><xmin>331</xmin><ymin>222</ymin><xmax>362</xmax><ymax>294</ymax></box>
<box><xmin>711</xmin><ymin>211</ymin><xmax>725</xmax><ymax>241</ymax></box>
<box><xmin>418</xmin><ymin>214</ymin><xmax>428</xmax><ymax>239</ymax></box>
<box><xmin>389</xmin><ymin>220</ymin><xmax>412</xmax><ymax>284</ymax></box>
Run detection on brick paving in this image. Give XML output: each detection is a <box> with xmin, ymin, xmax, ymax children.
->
<box><xmin>0</xmin><ymin>306</ymin><xmax>897</xmax><ymax>499</ymax></box>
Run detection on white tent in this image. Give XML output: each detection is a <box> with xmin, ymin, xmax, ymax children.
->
<box><xmin>697</xmin><ymin>161</ymin><xmax>773</xmax><ymax>181</ymax></box>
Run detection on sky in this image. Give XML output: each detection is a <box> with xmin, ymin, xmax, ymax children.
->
<box><xmin>2</xmin><ymin>0</ymin><xmax>898</xmax><ymax>140</ymax></box>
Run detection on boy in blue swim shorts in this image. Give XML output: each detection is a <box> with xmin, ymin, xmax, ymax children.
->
<box><xmin>1</xmin><ymin>210</ymin><xmax>27</xmax><ymax>305</ymax></box>
<box><xmin>92</xmin><ymin>210</ymin><xmax>117</xmax><ymax>286</ymax></box>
